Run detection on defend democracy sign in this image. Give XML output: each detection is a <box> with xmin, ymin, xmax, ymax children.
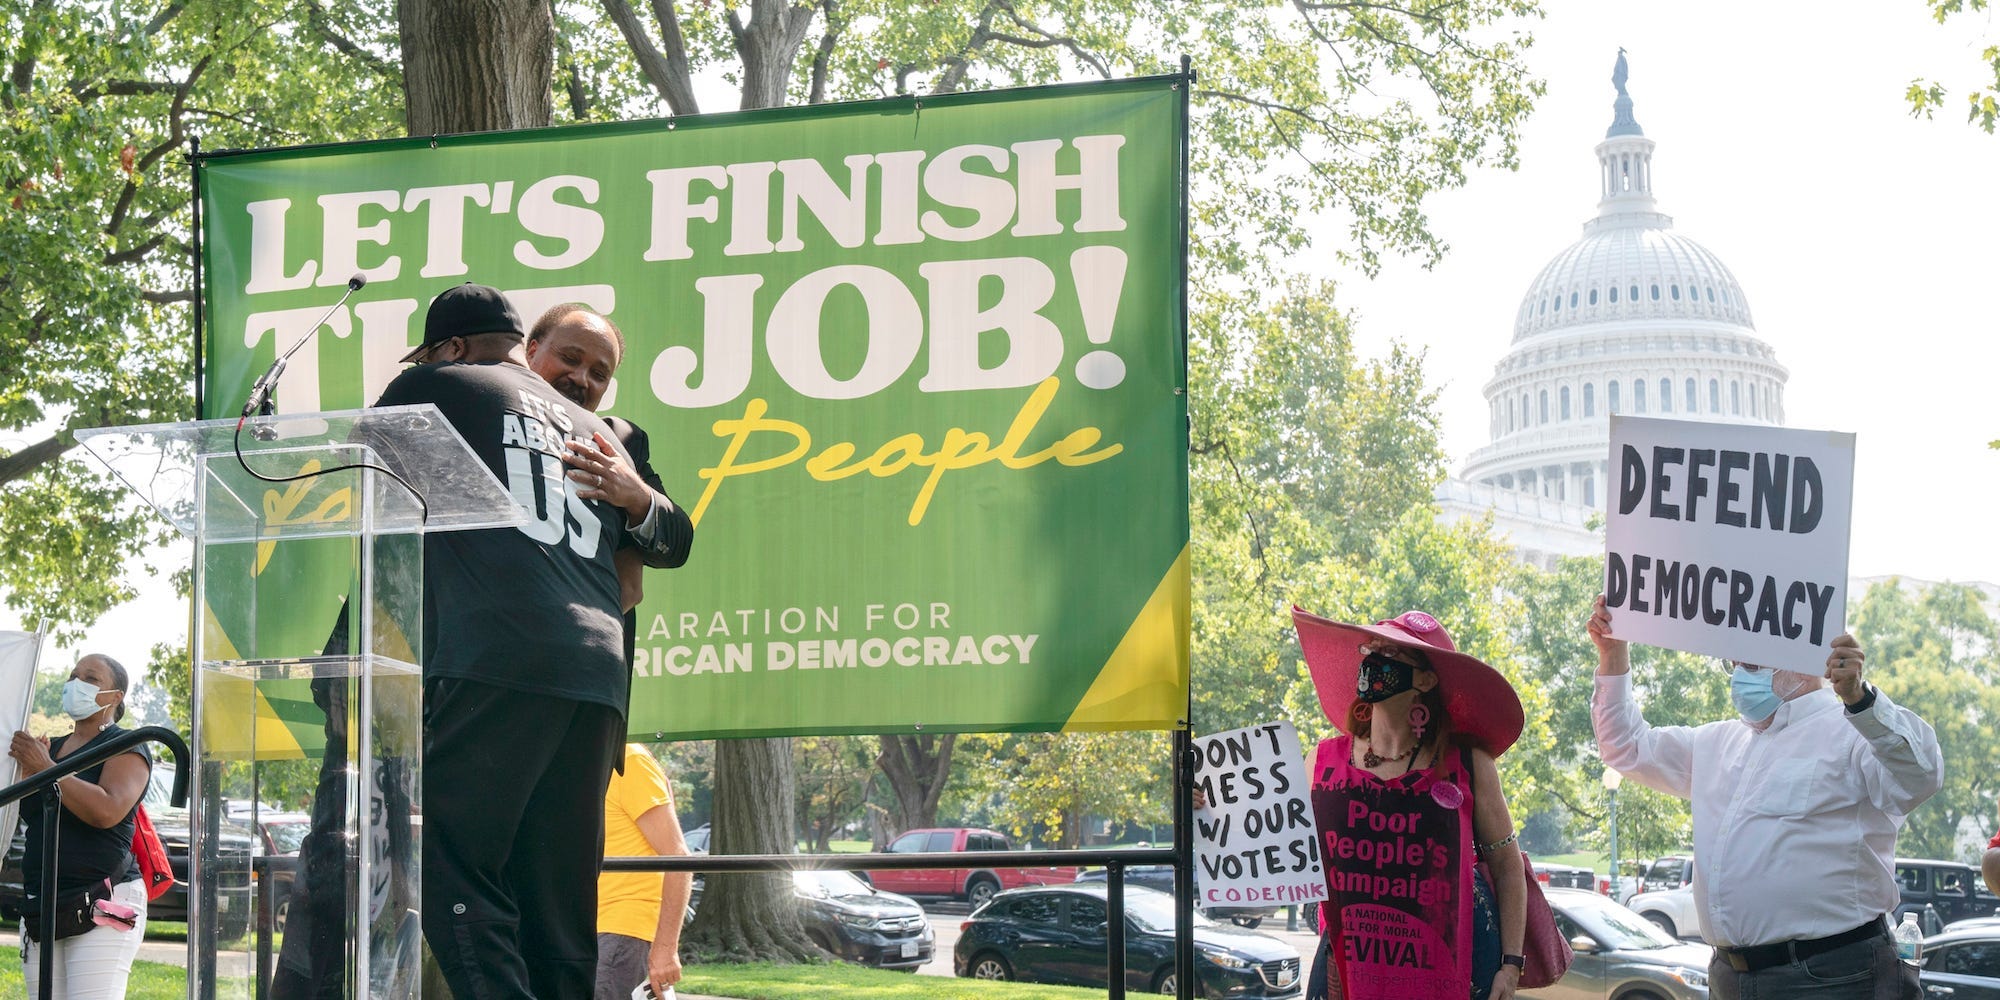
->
<box><xmin>198</xmin><ymin>78</ymin><xmax>1189</xmax><ymax>740</ymax></box>
<box><xmin>1603</xmin><ymin>415</ymin><xmax>1856</xmax><ymax>672</ymax></box>
<box><xmin>1192</xmin><ymin>723</ymin><xmax>1326</xmax><ymax>910</ymax></box>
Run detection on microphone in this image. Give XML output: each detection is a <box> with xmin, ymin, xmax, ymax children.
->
<box><xmin>240</xmin><ymin>273</ymin><xmax>368</xmax><ymax>419</ymax></box>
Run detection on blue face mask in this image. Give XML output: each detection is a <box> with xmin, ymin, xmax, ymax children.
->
<box><xmin>61</xmin><ymin>679</ymin><xmax>109</xmax><ymax>722</ymax></box>
<box><xmin>1730</xmin><ymin>667</ymin><xmax>1782</xmax><ymax>723</ymax></box>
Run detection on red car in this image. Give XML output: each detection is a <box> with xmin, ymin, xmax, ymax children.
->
<box><xmin>870</xmin><ymin>828</ymin><xmax>1079</xmax><ymax>907</ymax></box>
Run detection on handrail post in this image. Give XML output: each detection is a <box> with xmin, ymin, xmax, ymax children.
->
<box><xmin>1107</xmin><ymin>860</ymin><xmax>1126</xmax><ymax>1000</ymax></box>
<box><xmin>34</xmin><ymin>782</ymin><xmax>60</xmax><ymax>1000</ymax></box>
<box><xmin>255</xmin><ymin>856</ymin><xmax>275</xmax><ymax>998</ymax></box>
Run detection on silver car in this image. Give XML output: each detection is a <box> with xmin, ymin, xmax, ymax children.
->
<box><xmin>1524</xmin><ymin>888</ymin><xmax>1711</xmax><ymax>1000</ymax></box>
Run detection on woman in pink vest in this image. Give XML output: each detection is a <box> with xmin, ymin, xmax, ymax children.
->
<box><xmin>1293</xmin><ymin>608</ymin><xmax>1527</xmax><ymax>1000</ymax></box>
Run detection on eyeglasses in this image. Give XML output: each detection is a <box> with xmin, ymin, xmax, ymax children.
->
<box><xmin>1716</xmin><ymin>660</ymin><xmax>1768</xmax><ymax>675</ymax></box>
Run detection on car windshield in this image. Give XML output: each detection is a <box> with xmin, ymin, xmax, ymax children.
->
<box><xmin>1123</xmin><ymin>890</ymin><xmax>1215</xmax><ymax>932</ymax></box>
<box><xmin>792</xmin><ymin>869</ymin><xmax>873</xmax><ymax>896</ymax></box>
<box><xmin>266</xmin><ymin>823</ymin><xmax>310</xmax><ymax>854</ymax></box>
<box><xmin>1563</xmin><ymin>894</ymin><xmax>1677</xmax><ymax>950</ymax></box>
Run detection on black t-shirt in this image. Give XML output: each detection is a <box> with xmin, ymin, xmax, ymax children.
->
<box><xmin>374</xmin><ymin>361</ymin><xmax>628</xmax><ymax>713</ymax></box>
<box><xmin>23</xmin><ymin>726</ymin><xmax>152</xmax><ymax>896</ymax></box>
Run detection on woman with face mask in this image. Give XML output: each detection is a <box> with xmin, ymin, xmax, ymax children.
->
<box><xmin>8</xmin><ymin>653</ymin><xmax>154</xmax><ymax>999</ymax></box>
<box><xmin>1291</xmin><ymin>608</ymin><xmax>1531</xmax><ymax>1000</ymax></box>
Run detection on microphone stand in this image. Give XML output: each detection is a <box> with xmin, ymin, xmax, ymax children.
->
<box><xmin>241</xmin><ymin>274</ymin><xmax>367</xmax><ymax>424</ymax></box>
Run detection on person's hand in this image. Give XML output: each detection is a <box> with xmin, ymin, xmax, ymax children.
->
<box><xmin>1588</xmin><ymin>595</ymin><xmax>1629</xmax><ymax>674</ymax></box>
<box><xmin>1825</xmin><ymin>633</ymin><xmax>1867</xmax><ymax>705</ymax></box>
<box><xmin>1192</xmin><ymin>787</ymin><xmax>1207</xmax><ymax>810</ymax></box>
<box><xmin>1488</xmin><ymin>963</ymin><xmax>1520</xmax><ymax>1000</ymax></box>
<box><xmin>564</xmin><ymin>432</ymin><xmax>653</xmax><ymax>525</ymax></box>
<box><xmin>646</xmin><ymin>937</ymin><xmax>683</xmax><ymax>997</ymax></box>
<box><xmin>9</xmin><ymin>732</ymin><xmax>53</xmax><ymax>779</ymax></box>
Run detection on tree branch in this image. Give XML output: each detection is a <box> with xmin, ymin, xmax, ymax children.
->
<box><xmin>143</xmin><ymin>1</ymin><xmax>187</xmax><ymax>38</ymax></box>
<box><xmin>0</xmin><ymin>434</ymin><xmax>68</xmax><ymax>491</ymax></box>
<box><xmin>996</xmin><ymin>8</ymin><xmax>1110</xmax><ymax>79</ymax></box>
<box><xmin>304</xmin><ymin>0</ymin><xmax>395</xmax><ymax>76</ymax></box>
<box><xmin>600</xmin><ymin>0</ymin><xmax>700</xmax><ymax>116</ymax></box>
<box><xmin>104</xmin><ymin>54</ymin><xmax>208</xmax><ymax>241</ymax></box>
<box><xmin>104</xmin><ymin>233</ymin><xmax>167</xmax><ymax>267</ymax></box>
<box><xmin>807</xmin><ymin>0</ymin><xmax>840</xmax><ymax>105</ymax></box>
<box><xmin>71</xmin><ymin>79</ymin><xmax>179</xmax><ymax>102</ymax></box>
<box><xmin>933</xmin><ymin>0</ymin><xmax>1000</xmax><ymax>95</ymax></box>
<box><xmin>8</xmin><ymin>0</ymin><xmax>55</xmax><ymax>106</ymax></box>
<box><xmin>142</xmin><ymin>288</ymin><xmax>193</xmax><ymax>304</ymax></box>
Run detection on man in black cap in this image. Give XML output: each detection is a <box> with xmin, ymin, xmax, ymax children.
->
<box><xmin>372</xmin><ymin>283</ymin><xmax>646</xmax><ymax>1000</ymax></box>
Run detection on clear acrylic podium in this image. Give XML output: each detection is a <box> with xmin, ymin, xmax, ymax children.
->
<box><xmin>78</xmin><ymin>406</ymin><xmax>521</xmax><ymax>1000</ymax></box>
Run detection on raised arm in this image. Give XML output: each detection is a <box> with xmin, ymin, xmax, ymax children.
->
<box><xmin>1826</xmin><ymin>634</ymin><xmax>1944</xmax><ymax>814</ymax></box>
<box><xmin>1588</xmin><ymin>596</ymin><xmax>1697</xmax><ymax>800</ymax></box>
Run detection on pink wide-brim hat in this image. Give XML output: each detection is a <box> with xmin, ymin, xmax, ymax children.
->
<box><xmin>1295</xmin><ymin>606</ymin><xmax>1526</xmax><ymax>758</ymax></box>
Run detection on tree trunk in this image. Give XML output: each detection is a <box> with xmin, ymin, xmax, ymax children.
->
<box><xmin>683</xmin><ymin>737</ymin><xmax>819</xmax><ymax>962</ymax></box>
<box><xmin>679</xmin><ymin>13</ymin><xmax>829</xmax><ymax>962</ymax></box>
<box><xmin>397</xmin><ymin>0</ymin><xmax>555</xmax><ymax>134</ymax></box>
<box><xmin>876</xmin><ymin>733</ymin><xmax>955</xmax><ymax>834</ymax></box>
<box><xmin>730</xmin><ymin>0</ymin><xmax>816</xmax><ymax>110</ymax></box>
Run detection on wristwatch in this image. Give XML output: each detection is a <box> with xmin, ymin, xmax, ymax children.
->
<box><xmin>1501</xmin><ymin>954</ymin><xmax>1526</xmax><ymax>972</ymax></box>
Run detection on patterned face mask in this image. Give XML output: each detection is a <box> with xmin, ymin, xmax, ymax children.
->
<box><xmin>1356</xmin><ymin>651</ymin><xmax>1417</xmax><ymax>703</ymax></box>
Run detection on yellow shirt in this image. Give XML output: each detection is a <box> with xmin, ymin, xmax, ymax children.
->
<box><xmin>598</xmin><ymin>745</ymin><xmax>677</xmax><ymax>941</ymax></box>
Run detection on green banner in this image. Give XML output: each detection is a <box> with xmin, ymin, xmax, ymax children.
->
<box><xmin>200</xmin><ymin>78</ymin><xmax>1189</xmax><ymax>739</ymax></box>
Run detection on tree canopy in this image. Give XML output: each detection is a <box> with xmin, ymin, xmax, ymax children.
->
<box><xmin>1907</xmin><ymin>0</ymin><xmax>2000</xmax><ymax>133</ymax></box>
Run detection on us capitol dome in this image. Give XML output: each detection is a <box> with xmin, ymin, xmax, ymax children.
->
<box><xmin>1435</xmin><ymin>53</ymin><xmax>1790</xmax><ymax>567</ymax></box>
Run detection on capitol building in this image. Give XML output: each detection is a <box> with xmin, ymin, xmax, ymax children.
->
<box><xmin>1435</xmin><ymin>54</ymin><xmax>1791</xmax><ymax>567</ymax></box>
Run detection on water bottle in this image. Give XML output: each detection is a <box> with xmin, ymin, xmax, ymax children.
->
<box><xmin>631</xmin><ymin>984</ymin><xmax>677</xmax><ymax>1000</ymax></box>
<box><xmin>1894</xmin><ymin>911</ymin><xmax>1924</xmax><ymax>965</ymax></box>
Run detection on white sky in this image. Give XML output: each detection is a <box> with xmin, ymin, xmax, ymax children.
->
<box><xmin>1318</xmin><ymin>0</ymin><xmax>2000</xmax><ymax>585</ymax></box>
<box><xmin>8</xmin><ymin>0</ymin><xmax>1997</xmax><ymax>678</ymax></box>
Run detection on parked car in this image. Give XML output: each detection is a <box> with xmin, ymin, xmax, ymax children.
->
<box><xmin>1639</xmin><ymin>854</ymin><xmax>1696</xmax><ymax>894</ymax></box>
<box><xmin>955</xmin><ymin>883</ymin><xmax>1301</xmax><ymax>997</ymax></box>
<box><xmin>1532</xmin><ymin>861</ymin><xmax>1596</xmax><ymax>891</ymax></box>
<box><xmin>1522</xmin><ymin>887</ymin><xmax>1711</xmax><ymax>1000</ymax></box>
<box><xmin>792</xmin><ymin>869</ymin><xmax>933</xmax><ymax>970</ymax></box>
<box><xmin>255</xmin><ymin>811</ymin><xmax>312</xmax><ymax>928</ymax></box>
<box><xmin>1627</xmin><ymin>882</ymin><xmax>1700</xmax><ymax>941</ymax></box>
<box><xmin>1072</xmin><ymin>864</ymin><xmax>1281</xmax><ymax>928</ymax></box>
<box><xmin>1920</xmin><ymin>922</ymin><xmax>2000</xmax><ymax>1000</ymax></box>
<box><xmin>1896</xmin><ymin>858</ymin><xmax>2000</xmax><ymax>933</ymax></box>
<box><xmin>870</xmin><ymin>827</ymin><xmax>1079</xmax><ymax>907</ymax></box>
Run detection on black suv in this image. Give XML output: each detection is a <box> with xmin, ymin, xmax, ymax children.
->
<box><xmin>1896</xmin><ymin>858</ymin><xmax>2000</xmax><ymax>933</ymax></box>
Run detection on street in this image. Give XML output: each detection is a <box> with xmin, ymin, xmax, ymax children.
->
<box><xmin>914</xmin><ymin>900</ymin><xmax>1319</xmax><ymax>979</ymax></box>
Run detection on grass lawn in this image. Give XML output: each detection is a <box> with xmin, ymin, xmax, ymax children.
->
<box><xmin>0</xmin><ymin>947</ymin><xmax>188</xmax><ymax>999</ymax></box>
<box><xmin>681</xmin><ymin>962</ymin><xmax>1110</xmax><ymax>1000</ymax></box>
<box><xmin>1538</xmin><ymin>850</ymin><xmax>1609</xmax><ymax>872</ymax></box>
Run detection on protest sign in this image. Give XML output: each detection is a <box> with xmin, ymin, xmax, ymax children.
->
<box><xmin>1192</xmin><ymin>722</ymin><xmax>1325</xmax><ymax>910</ymax></box>
<box><xmin>0</xmin><ymin>631</ymin><xmax>43</xmax><ymax>849</ymax></box>
<box><xmin>1604</xmin><ymin>415</ymin><xmax>1856</xmax><ymax>672</ymax></box>
<box><xmin>197</xmin><ymin>77</ymin><xmax>1190</xmax><ymax>739</ymax></box>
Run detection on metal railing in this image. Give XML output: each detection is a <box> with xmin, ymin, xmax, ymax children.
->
<box><xmin>601</xmin><ymin>846</ymin><xmax>1183</xmax><ymax>999</ymax></box>
<box><xmin>0</xmin><ymin>725</ymin><xmax>191</xmax><ymax>1000</ymax></box>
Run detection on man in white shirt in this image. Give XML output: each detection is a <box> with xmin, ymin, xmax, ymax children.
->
<box><xmin>1588</xmin><ymin>596</ymin><xmax>1942</xmax><ymax>1000</ymax></box>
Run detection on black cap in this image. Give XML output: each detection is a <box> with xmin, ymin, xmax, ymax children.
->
<box><xmin>402</xmin><ymin>283</ymin><xmax>525</xmax><ymax>362</ymax></box>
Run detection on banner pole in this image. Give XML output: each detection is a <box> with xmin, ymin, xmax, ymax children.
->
<box><xmin>190</xmin><ymin>135</ymin><xmax>204</xmax><ymax>421</ymax></box>
<box><xmin>1174</xmin><ymin>53</ymin><xmax>1196</xmax><ymax>1000</ymax></box>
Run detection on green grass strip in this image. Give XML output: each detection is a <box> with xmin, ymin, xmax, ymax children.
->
<box><xmin>0</xmin><ymin>947</ymin><xmax>190</xmax><ymax>999</ymax></box>
<box><xmin>680</xmin><ymin>961</ymin><xmax>1113</xmax><ymax>999</ymax></box>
